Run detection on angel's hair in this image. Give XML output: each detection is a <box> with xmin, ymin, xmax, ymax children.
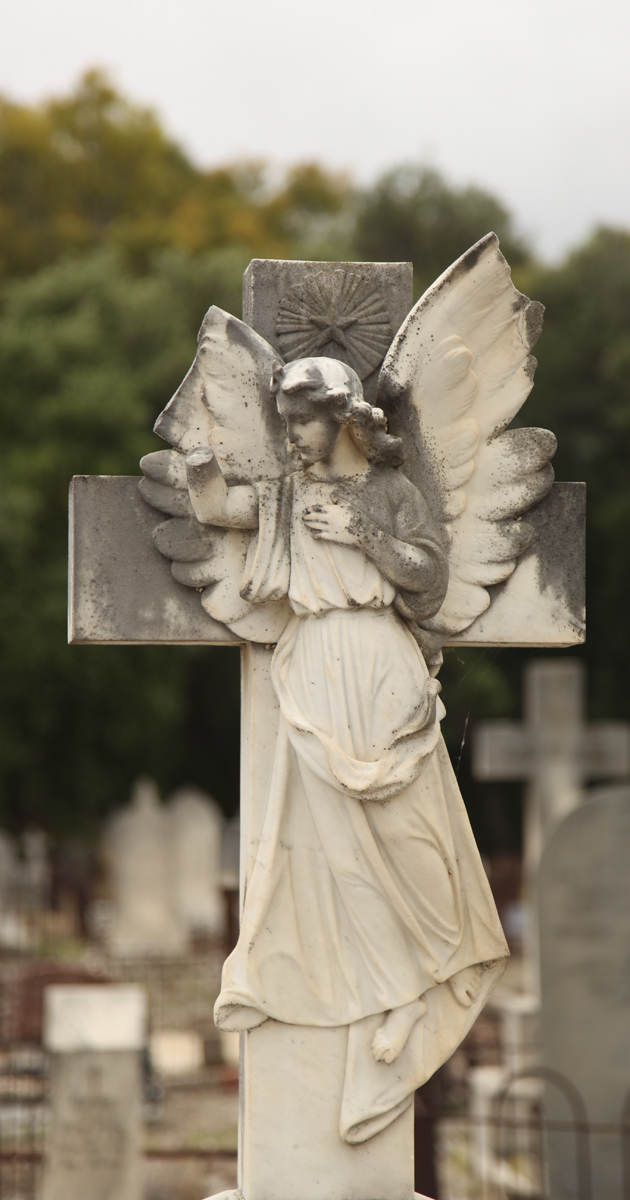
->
<box><xmin>270</xmin><ymin>358</ymin><xmax>404</xmax><ymax>467</ymax></box>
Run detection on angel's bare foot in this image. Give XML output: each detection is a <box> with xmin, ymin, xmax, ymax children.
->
<box><xmin>449</xmin><ymin>964</ymin><xmax>484</xmax><ymax>1007</ymax></box>
<box><xmin>371</xmin><ymin>996</ymin><xmax>428</xmax><ymax>1064</ymax></box>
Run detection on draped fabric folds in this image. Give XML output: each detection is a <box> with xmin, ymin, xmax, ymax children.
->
<box><xmin>215</xmin><ymin>465</ymin><xmax>509</xmax><ymax>1141</ymax></box>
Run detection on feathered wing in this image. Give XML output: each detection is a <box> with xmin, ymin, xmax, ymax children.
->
<box><xmin>377</xmin><ymin>232</ymin><xmax>556</xmax><ymax>637</ymax></box>
<box><xmin>139</xmin><ymin>306</ymin><xmax>294</xmax><ymax>642</ymax></box>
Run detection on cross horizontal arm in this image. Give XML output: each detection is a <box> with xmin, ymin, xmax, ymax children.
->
<box><xmin>473</xmin><ymin>722</ymin><xmax>534</xmax><ymax>781</ymax></box>
<box><xmin>474</xmin><ymin>719</ymin><xmax>630</xmax><ymax>783</ymax></box>
<box><xmin>68</xmin><ymin>476</ymin><xmax>241</xmax><ymax>646</ymax></box>
<box><xmin>582</xmin><ymin>724</ymin><xmax>630</xmax><ymax>778</ymax></box>
<box><xmin>69</xmin><ymin>477</ymin><xmax>585</xmax><ymax>649</ymax></box>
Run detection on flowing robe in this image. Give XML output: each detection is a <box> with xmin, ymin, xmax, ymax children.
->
<box><xmin>215</xmin><ymin>465</ymin><xmax>509</xmax><ymax>1142</ymax></box>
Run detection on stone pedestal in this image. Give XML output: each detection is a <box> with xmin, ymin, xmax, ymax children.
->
<box><xmin>240</xmin><ymin>1022</ymin><xmax>414</xmax><ymax>1200</ymax></box>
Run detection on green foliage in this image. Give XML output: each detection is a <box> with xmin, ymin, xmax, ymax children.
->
<box><xmin>0</xmin><ymin>247</ymin><xmax>246</xmax><ymax>832</ymax></box>
<box><xmin>354</xmin><ymin>165</ymin><xmax>530</xmax><ymax>297</ymax></box>
<box><xmin>525</xmin><ymin>228</ymin><xmax>630</xmax><ymax>720</ymax></box>
<box><xmin>0</xmin><ymin>71</ymin><xmax>352</xmax><ymax>281</ymax></box>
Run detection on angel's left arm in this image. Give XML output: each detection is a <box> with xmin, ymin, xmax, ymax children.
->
<box><xmin>303</xmin><ymin>480</ymin><xmax>448</xmax><ymax>598</ymax></box>
<box><xmin>350</xmin><ymin>516</ymin><xmax>442</xmax><ymax>593</ymax></box>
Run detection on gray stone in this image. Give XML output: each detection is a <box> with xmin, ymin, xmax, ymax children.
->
<box><xmin>452</xmin><ymin>480</ymin><xmax>585</xmax><ymax>648</ymax></box>
<box><xmin>43</xmin><ymin>984</ymin><xmax>145</xmax><ymax>1200</ymax></box>
<box><xmin>68</xmin><ymin>475</ymin><xmax>239</xmax><ymax>645</ymax></box>
<box><xmin>68</xmin><ymin>247</ymin><xmax>589</xmax><ymax>1200</ymax></box>
<box><xmin>473</xmin><ymin>659</ymin><xmax>630</xmax><ymax>989</ymax></box>
<box><xmin>242</xmin><ymin>259</ymin><xmax>413</xmax><ymax>405</ymax></box>
<box><xmin>44</xmin><ymin>1050</ymin><xmax>143</xmax><ymax>1200</ymax></box>
<box><xmin>69</xmin><ymin>476</ymin><xmax>584</xmax><ymax>649</ymax></box>
<box><xmin>539</xmin><ymin>785</ymin><xmax>630</xmax><ymax>1199</ymax></box>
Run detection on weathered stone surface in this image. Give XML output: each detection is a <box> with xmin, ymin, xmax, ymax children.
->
<box><xmin>68</xmin><ymin>475</ymin><xmax>238</xmax><ymax>645</ymax></box>
<box><xmin>43</xmin><ymin>984</ymin><xmax>145</xmax><ymax>1200</ymax></box>
<box><xmin>240</xmin><ymin>1020</ymin><xmax>414</xmax><ymax>1200</ymax></box>
<box><xmin>474</xmin><ymin>659</ymin><xmax>629</xmax><ymax>990</ymax></box>
<box><xmin>68</xmin><ymin>244</ymin><xmax>588</xmax><ymax>1200</ymax></box>
<box><xmin>453</xmin><ymin>481</ymin><xmax>585</xmax><ymax>647</ymax></box>
<box><xmin>44</xmin><ymin>1050</ymin><xmax>143</xmax><ymax>1200</ymax></box>
<box><xmin>539</xmin><ymin>786</ymin><xmax>630</xmax><ymax>1200</ymax></box>
<box><xmin>243</xmin><ymin>259</ymin><xmax>413</xmax><ymax>405</ymax></box>
<box><xmin>69</xmin><ymin>475</ymin><xmax>584</xmax><ymax>648</ymax></box>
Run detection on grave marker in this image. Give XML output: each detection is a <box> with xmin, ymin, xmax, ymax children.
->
<box><xmin>473</xmin><ymin>659</ymin><xmax>630</xmax><ymax>987</ymax></box>
<box><xmin>69</xmin><ymin>248</ymin><xmax>586</xmax><ymax>1200</ymax></box>
<box><xmin>43</xmin><ymin>984</ymin><xmax>146</xmax><ymax>1200</ymax></box>
<box><xmin>539</xmin><ymin>785</ymin><xmax>630</xmax><ymax>1200</ymax></box>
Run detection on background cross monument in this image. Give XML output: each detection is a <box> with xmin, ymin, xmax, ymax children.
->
<box><xmin>69</xmin><ymin>257</ymin><xmax>586</xmax><ymax>1200</ymax></box>
<box><xmin>473</xmin><ymin>658</ymin><xmax>630</xmax><ymax>989</ymax></box>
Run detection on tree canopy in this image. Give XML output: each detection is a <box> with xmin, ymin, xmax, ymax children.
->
<box><xmin>0</xmin><ymin>71</ymin><xmax>351</xmax><ymax>280</ymax></box>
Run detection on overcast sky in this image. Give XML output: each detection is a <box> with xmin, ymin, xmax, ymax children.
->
<box><xmin>2</xmin><ymin>0</ymin><xmax>629</xmax><ymax>261</ymax></box>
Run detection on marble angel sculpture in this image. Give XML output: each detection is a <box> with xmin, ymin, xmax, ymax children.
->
<box><xmin>139</xmin><ymin>233</ymin><xmax>555</xmax><ymax>1143</ymax></box>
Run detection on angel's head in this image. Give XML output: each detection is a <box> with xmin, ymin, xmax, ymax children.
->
<box><xmin>270</xmin><ymin>358</ymin><xmax>404</xmax><ymax>469</ymax></box>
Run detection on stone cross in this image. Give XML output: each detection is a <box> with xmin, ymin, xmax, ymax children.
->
<box><xmin>473</xmin><ymin>659</ymin><xmax>630</xmax><ymax>988</ymax></box>
<box><xmin>68</xmin><ymin>258</ymin><xmax>586</xmax><ymax>1200</ymax></box>
<box><xmin>43</xmin><ymin>984</ymin><xmax>145</xmax><ymax>1200</ymax></box>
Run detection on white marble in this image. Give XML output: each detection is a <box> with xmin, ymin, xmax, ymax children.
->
<box><xmin>69</xmin><ymin>243</ymin><xmax>587</xmax><ymax>1199</ymax></box>
<box><xmin>168</xmin><ymin>786</ymin><xmax>225</xmax><ymax>936</ymax></box>
<box><xmin>43</xmin><ymin>984</ymin><xmax>146</xmax><ymax>1052</ymax></box>
<box><xmin>240</xmin><ymin>1022</ymin><xmax>414</xmax><ymax>1200</ymax></box>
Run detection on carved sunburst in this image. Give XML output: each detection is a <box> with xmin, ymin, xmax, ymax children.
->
<box><xmin>276</xmin><ymin>270</ymin><xmax>392</xmax><ymax>380</ymax></box>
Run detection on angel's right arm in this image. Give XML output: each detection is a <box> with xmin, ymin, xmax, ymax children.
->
<box><xmin>186</xmin><ymin>447</ymin><xmax>259</xmax><ymax>530</ymax></box>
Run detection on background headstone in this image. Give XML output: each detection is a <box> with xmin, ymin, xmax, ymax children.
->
<box><xmin>43</xmin><ymin>984</ymin><xmax>146</xmax><ymax>1200</ymax></box>
<box><xmin>168</xmin><ymin>787</ymin><xmax>225</xmax><ymax>936</ymax></box>
<box><xmin>539</xmin><ymin>784</ymin><xmax>630</xmax><ymax>1200</ymax></box>
<box><xmin>474</xmin><ymin>658</ymin><xmax>630</xmax><ymax>990</ymax></box>
<box><xmin>105</xmin><ymin>778</ymin><xmax>188</xmax><ymax>957</ymax></box>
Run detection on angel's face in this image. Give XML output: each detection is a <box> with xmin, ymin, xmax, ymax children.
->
<box><xmin>276</xmin><ymin>391</ymin><xmax>340</xmax><ymax>467</ymax></box>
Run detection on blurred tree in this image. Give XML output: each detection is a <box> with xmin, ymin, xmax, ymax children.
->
<box><xmin>0</xmin><ymin>71</ymin><xmax>352</xmax><ymax>280</ymax></box>
<box><xmin>354</xmin><ymin>165</ymin><xmax>530</xmax><ymax>297</ymax></box>
<box><xmin>525</xmin><ymin>227</ymin><xmax>630</xmax><ymax>722</ymax></box>
<box><xmin>0</xmin><ymin>247</ymin><xmax>248</xmax><ymax>834</ymax></box>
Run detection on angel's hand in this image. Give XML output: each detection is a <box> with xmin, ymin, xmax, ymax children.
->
<box><xmin>186</xmin><ymin>447</ymin><xmax>258</xmax><ymax>529</ymax></box>
<box><xmin>186</xmin><ymin>447</ymin><xmax>228</xmax><ymax>525</ymax></box>
<box><xmin>303</xmin><ymin>502</ymin><xmax>371</xmax><ymax>547</ymax></box>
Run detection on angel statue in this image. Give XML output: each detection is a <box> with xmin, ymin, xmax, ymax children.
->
<box><xmin>139</xmin><ymin>234</ymin><xmax>555</xmax><ymax>1144</ymax></box>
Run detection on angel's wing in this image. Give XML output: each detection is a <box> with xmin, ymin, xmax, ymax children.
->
<box><xmin>377</xmin><ymin>232</ymin><xmax>555</xmax><ymax>637</ymax></box>
<box><xmin>139</xmin><ymin>306</ymin><xmax>293</xmax><ymax>642</ymax></box>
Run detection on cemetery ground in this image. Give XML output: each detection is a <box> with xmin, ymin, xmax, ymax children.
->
<box><xmin>0</xmin><ymin>668</ymin><xmax>627</xmax><ymax>1198</ymax></box>
<box><xmin>0</xmin><ymin>781</ymin><xmax>629</xmax><ymax>1198</ymax></box>
<box><xmin>0</xmin><ymin>933</ymin><xmax>239</xmax><ymax>1200</ymax></box>
<box><xmin>0</xmin><ymin>864</ymin><xmax>566</xmax><ymax>1200</ymax></box>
